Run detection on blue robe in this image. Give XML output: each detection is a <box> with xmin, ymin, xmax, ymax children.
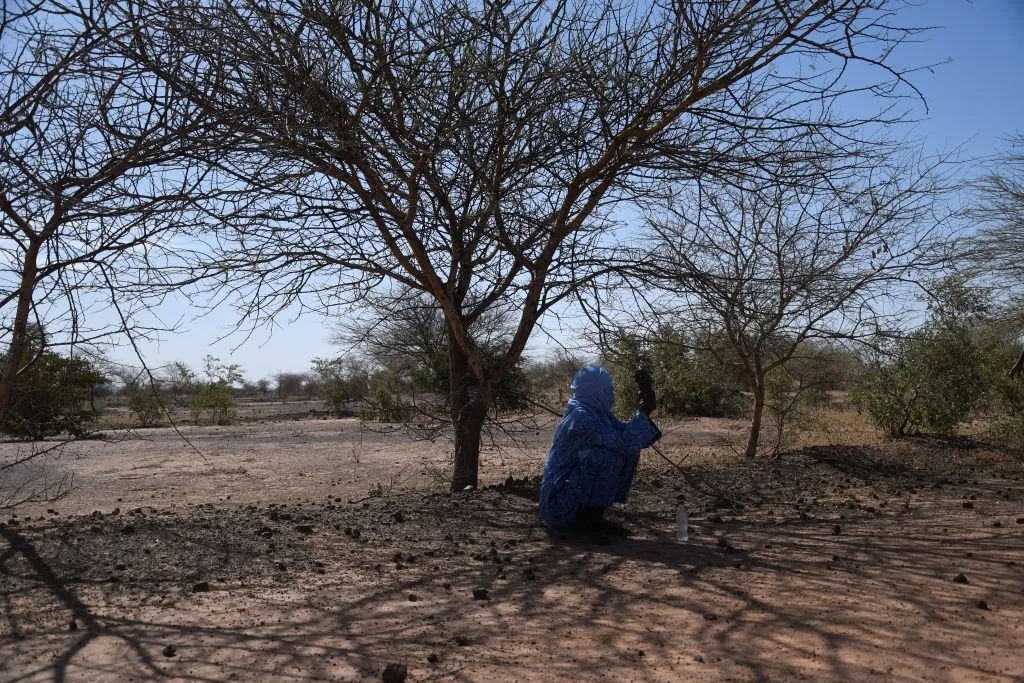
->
<box><xmin>539</xmin><ymin>366</ymin><xmax>660</xmax><ymax>528</ymax></box>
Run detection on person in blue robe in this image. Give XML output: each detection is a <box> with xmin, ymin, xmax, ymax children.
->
<box><xmin>539</xmin><ymin>365</ymin><xmax>660</xmax><ymax>531</ymax></box>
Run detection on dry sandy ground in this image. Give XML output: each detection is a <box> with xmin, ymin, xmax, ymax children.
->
<box><xmin>1</xmin><ymin>416</ymin><xmax>1023</xmax><ymax>682</ymax></box>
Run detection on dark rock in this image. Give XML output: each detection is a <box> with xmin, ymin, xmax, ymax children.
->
<box><xmin>407</xmin><ymin>593</ymin><xmax>418</xmax><ymax>602</ymax></box>
<box><xmin>192</xmin><ymin>581</ymin><xmax>210</xmax><ymax>593</ymax></box>
<box><xmin>1016</xmin><ymin>517</ymin><xmax>1024</xmax><ymax>524</ymax></box>
<box><xmin>69</xmin><ymin>620</ymin><xmax>78</xmax><ymax>632</ymax></box>
<box><xmin>993</xmin><ymin>520</ymin><xmax>1002</xmax><ymax>528</ymax></box>
<box><xmin>295</xmin><ymin>524</ymin><xmax>314</xmax><ymax>534</ymax></box>
<box><xmin>381</xmin><ymin>663</ymin><xmax>407</xmax><ymax>683</ymax></box>
<box><xmin>427</xmin><ymin>653</ymin><xmax>439</xmax><ymax>664</ymax></box>
<box><xmin>716</xmin><ymin>536</ymin><xmax>729</xmax><ymax>548</ymax></box>
<box><xmin>953</xmin><ymin>573</ymin><xmax>969</xmax><ymax>584</ymax></box>
<box><xmin>121</xmin><ymin>525</ymin><xmax>135</xmax><ymax>535</ymax></box>
<box><xmin>162</xmin><ymin>645</ymin><xmax>176</xmax><ymax>657</ymax></box>
<box><xmin>962</xmin><ymin>501</ymin><xmax>974</xmax><ymax>509</ymax></box>
<box><xmin>976</xmin><ymin>599</ymin><xmax>988</xmax><ymax>610</ymax></box>
<box><xmin>693</xmin><ymin>654</ymin><xmax>705</xmax><ymax>663</ymax></box>
<box><xmin>454</xmin><ymin>634</ymin><xmax>471</xmax><ymax>646</ymax></box>
<box><xmin>393</xmin><ymin>511</ymin><xmax>405</xmax><ymax>523</ymax></box>
<box><xmin>472</xmin><ymin>587</ymin><xmax>489</xmax><ymax>600</ymax></box>
<box><xmin>832</xmin><ymin>525</ymin><xmax>842</xmax><ymax>535</ymax></box>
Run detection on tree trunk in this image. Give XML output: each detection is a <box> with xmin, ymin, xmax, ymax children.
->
<box><xmin>1010</xmin><ymin>349</ymin><xmax>1024</xmax><ymax>379</ymax></box>
<box><xmin>745</xmin><ymin>378</ymin><xmax>765</xmax><ymax>459</ymax></box>
<box><xmin>448</xmin><ymin>336</ymin><xmax>488</xmax><ymax>491</ymax></box>
<box><xmin>0</xmin><ymin>240</ymin><xmax>41</xmax><ymax>419</ymax></box>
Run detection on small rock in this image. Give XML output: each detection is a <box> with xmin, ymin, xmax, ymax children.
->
<box><xmin>992</xmin><ymin>520</ymin><xmax>1002</xmax><ymax>528</ymax></box>
<box><xmin>716</xmin><ymin>536</ymin><xmax>729</xmax><ymax>548</ymax></box>
<box><xmin>407</xmin><ymin>593</ymin><xmax>418</xmax><ymax>602</ymax></box>
<box><xmin>976</xmin><ymin>599</ymin><xmax>989</xmax><ymax>610</ymax></box>
<box><xmin>393</xmin><ymin>511</ymin><xmax>405</xmax><ymax>523</ymax></box>
<box><xmin>69</xmin><ymin>620</ymin><xmax>78</xmax><ymax>632</ymax></box>
<box><xmin>962</xmin><ymin>501</ymin><xmax>974</xmax><ymax>509</ymax></box>
<box><xmin>427</xmin><ymin>652</ymin><xmax>439</xmax><ymax>664</ymax></box>
<box><xmin>832</xmin><ymin>525</ymin><xmax>842</xmax><ymax>536</ymax></box>
<box><xmin>295</xmin><ymin>524</ymin><xmax>314</xmax><ymax>534</ymax></box>
<box><xmin>1016</xmin><ymin>517</ymin><xmax>1024</xmax><ymax>524</ymax></box>
<box><xmin>162</xmin><ymin>645</ymin><xmax>176</xmax><ymax>658</ymax></box>
<box><xmin>192</xmin><ymin>581</ymin><xmax>210</xmax><ymax>593</ymax></box>
<box><xmin>454</xmin><ymin>633</ymin><xmax>471</xmax><ymax>646</ymax></box>
<box><xmin>953</xmin><ymin>573</ymin><xmax>969</xmax><ymax>584</ymax></box>
<box><xmin>693</xmin><ymin>654</ymin><xmax>705</xmax><ymax>663</ymax></box>
<box><xmin>121</xmin><ymin>525</ymin><xmax>135</xmax><ymax>535</ymax></box>
<box><xmin>115</xmin><ymin>563</ymin><xmax>127</xmax><ymax>571</ymax></box>
<box><xmin>472</xmin><ymin>587</ymin><xmax>489</xmax><ymax>600</ymax></box>
<box><xmin>381</xmin><ymin>663</ymin><xmax>407</xmax><ymax>683</ymax></box>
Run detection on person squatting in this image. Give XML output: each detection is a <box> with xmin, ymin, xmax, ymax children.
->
<box><xmin>538</xmin><ymin>364</ymin><xmax>661</xmax><ymax>534</ymax></box>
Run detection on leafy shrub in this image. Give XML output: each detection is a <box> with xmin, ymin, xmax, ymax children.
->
<box><xmin>189</xmin><ymin>383</ymin><xmax>234</xmax><ymax>425</ymax></box>
<box><xmin>0</xmin><ymin>351</ymin><xmax>106</xmax><ymax>440</ymax></box>
<box><xmin>607</xmin><ymin>329</ymin><xmax>745</xmax><ymax>418</ymax></box>
<box><xmin>127</xmin><ymin>390</ymin><xmax>165</xmax><ymax>427</ymax></box>
<box><xmin>851</xmin><ymin>279</ymin><xmax>1002</xmax><ymax>438</ymax></box>
<box><xmin>358</xmin><ymin>385</ymin><xmax>412</xmax><ymax>423</ymax></box>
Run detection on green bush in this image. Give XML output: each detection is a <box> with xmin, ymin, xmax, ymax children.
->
<box><xmin>607</xmin><ymin>329</ymin><xmax>745</xmax><ymax>418</ymax></box>
<box><xmin>189</xmin><ymin>382</ymin><xmax>234</xmax><ymax>425</ymax></box>
<box><xmin>0</xmin><ymin>351</ymin><xmax>106</xmax><ymax>440</ymax></box>
<box><xmin>851</xmin><ymin>280</ymin><xmax>1003</xmax><ymax>438</ymax></box>
<box><xmin>358</xmin><ymin>385</ymin><xmax>412</xmax><ymax>423</ymax></box>
<box><xmin>127</xmin><ymin>390</ymin><xmax>165</xmax><ymax>427</ymax></box>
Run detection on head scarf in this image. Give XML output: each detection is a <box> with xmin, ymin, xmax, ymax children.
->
<box><xmin>569</xmin><ymin>365</ymin><xmax>615</xmax><ymax>414</ymax></box>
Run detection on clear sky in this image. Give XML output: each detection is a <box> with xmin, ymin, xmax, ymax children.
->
<box><xmin>110</xmin><ymin>0</ymin><xmax>1024</xmax><ymax>384</ymax></box>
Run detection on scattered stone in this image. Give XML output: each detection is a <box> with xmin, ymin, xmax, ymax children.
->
<box><xmin>702</xmin><ymin>613</ymin><xmax>718</xmax><ymax>621</ymax></box>
<box><xmin>976</xmin><ymin>600</ymin><xmax>989</xmax><ymax>610</ymax></box>
<box><xmin>962</xmin><ymin>501</ymin><xmax>974</xmax><ymax>509</ymax></box>
<box><xmin>407</xmin><ymin>593</ymin><xmax>418</xmax><ymax>602</ymax></box>
<box><xmin>393</xmin><ymin>511</ymin><xmax>405</xmax><ymax>523</ymax></box>
<box><xmin>192</xmin><ymin>581</ymin><xmax>210</xmax><ymax>593</ymax></box>
<box><xmin>953</xmin><ymin>573</ymin><xmax>969</xmax><ymax>584</ymax></box>
<box><xmin>832</xmin><ymin>555</ymin><xmax>841</xmax><ymax>562</ymax></box>
<box><xmin>1016</xmin><ymin>517</ymin><xmax>1023</xmax><ymax>525</ymax></box>
<box><xmin>381</xmin><ymin>663</ymin><xmax>407</xmax><ymax>683</ymax></box>
<box><xmin>693</xmin><ymin>654</ymin><xmax>705</xmax><ymax>663</ymax></box>
<box><xmin>832</xmin><ymin>525</ymin><xmax>842</xmax><ymax>536</ymax></box>
<box><xmin>162</xmin><ymin>645</ymin><xmax>177</xmax><ymax>658</ymax></box>
<box><xmin>992</xmin><ymin>520</ymin><xmax>1002</xmax><ymax>528</ymax></box>
<box><xmin>295</xmin><ymin>524</ymin><xmax>314</xmax><ymax>534</ymax></box>
<box><xmin>454</xmin><ymin>634</ymin><xmax>471</xmax><ymax>646</ymax></box>
<box><xmin>427</xmin><ymin>653</ymin><xmax>439</xmax><ymax>664</ymax></box>
<box><xmin>443</xmin><ymin>583</ymin><xmax>451</xmax><ymax>591</ymax></box>
<box><xmin>472</xmin><ymin>587</ymin><xmax>490</xmax><ymax>601</ymax></box>
<box><xmin>115</xmin><ymin>563</ymin><xmax>127</xmax><ymax>571</ymax></box>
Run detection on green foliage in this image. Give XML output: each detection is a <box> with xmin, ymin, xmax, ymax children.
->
<box><xmin>0</xmin><ymin>351</ymin><xmax>106</xmax><ymax>440</ymax></box>
<box><xmin>606</xmin><ymin>328</ymin><xmax>745</xmax><ymax>418</ymax></box>
<box><xmin>189</xmin><ymin>382</ymin><xmax>234</xmax><ymax>425</ymax></box>
<box><xmin>127</xmin><ymin>390</ymin><xmax>164</xmax><ymax>427</ymax></box>
<box><xmin>357</xmin><ymin>384</ymin><xmax>412</xmax><ymax>423</ymax></box>
<box><xmin>312</xmin><ymin>357</ymin><xmax>369</xmax><ymax>414</ymax></box>
<box><xmin>851</xmin><ymin>279</ymin><xmax>1005</xmax><ymax>438</ymax></box>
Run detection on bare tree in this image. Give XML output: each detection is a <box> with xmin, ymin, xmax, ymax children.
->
<box><xmin>969</xmin><ymin>135</ymin><xmax>1024</xmax><ymax>378</ymax></box>
<box><xmin>0</xmin><ymin>1</ymin><xmax>207</xmax><ymax>426</ymax></box>
<box><xmin>641</xmin><ymin>150</ymin><xmax>958</xmax><ymax>457</ymax></box>
<box><xmin>119</xmin><ymin>0</ymin><xmax>931</xmax><ymax>488</ymax></box>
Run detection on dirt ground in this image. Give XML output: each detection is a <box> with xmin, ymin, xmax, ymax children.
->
<box><xmin>1</xmin><ymin>414</ymin><xmax>1023</xmax><ymax>682</ymax></box>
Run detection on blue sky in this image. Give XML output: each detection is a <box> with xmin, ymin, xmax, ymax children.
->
<box><xmin>112</xmin><ymin>0</ymin><xmax>1024</xmax><ymax>383</ymax></box>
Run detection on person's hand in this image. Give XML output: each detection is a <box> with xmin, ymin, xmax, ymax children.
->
<box><xmin>635</xmin><ymin>365</ymin><xmax>657</xmax><ymax>416</ymax></box>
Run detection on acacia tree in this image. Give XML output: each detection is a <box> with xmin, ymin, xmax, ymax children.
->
<box><xmin>0</xmin><ymin>1</ymin><xmax>207</xmax><ymax>425</ymax></box>
<box><xmin>970</xmin><ymin>135</ymin><xmax>1024</xmax><ymax>378</ymax></box>
<box><xmin>121</xmin><ymin>0</ymin><xmax>929</xmax><ymax>489</ymax></box>
<box><xmin>642</xmin><ymin>151</ymin><xmax>957</xmax><ymax>457</ymax></box>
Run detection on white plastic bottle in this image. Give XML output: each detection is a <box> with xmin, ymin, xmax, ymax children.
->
<box><xmin>676</xmin><ymin>506</ymin><xmax>688</xmax><ymax>542</ymax></box>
